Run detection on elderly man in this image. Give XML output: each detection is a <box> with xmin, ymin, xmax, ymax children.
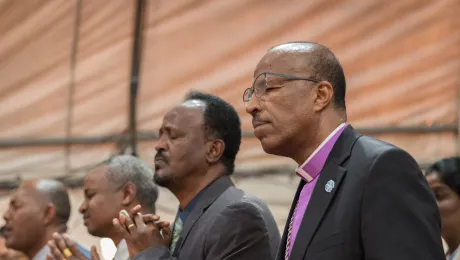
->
<box><xmin>244</xmin><ymin>41</ymin><xmax>445</xmax><ymax>260</ymax></box>
<box><xmin>2</xmin><ymin>179</ymin><xmax>89</xmax><ymax>260</ymax></box>
<box><xmin>47</xmin><ymin>155</ymin><xmax>159</xmax><ymax>260</ymax></box>
<box><xmin>113</xmin><ymin>91</ymin><xmax>280</xmax><ymax>260</ymax></box>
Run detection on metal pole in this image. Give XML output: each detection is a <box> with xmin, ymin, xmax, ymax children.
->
<box><xmin>128</xmin><ymin>0</ymin><xmax>146</xmax><ymax>157</ymax></box>
<box><xmin>0</xmin><ymin>124</ymin><xmax>457</xmax><ymax>148</ymax></box>
<box><xmin>64</xmin><ymin>0</ymin><xmax>82</xmax><ymax>175</ymax></box>
<box><xmin>0</xmin><ymin>159</ymin><xmax>437</xmax><ymax>190</ymax></box>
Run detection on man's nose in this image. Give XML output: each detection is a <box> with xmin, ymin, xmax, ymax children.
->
<box><xmin>154</xmin><ymin>136</ymin><xmax>167</xmax><ymax>152</ymax></box>
<box><xmin>79</xmin><ymin>202</ymin><xmax>86</xmax><ymax>214</ymax></box>
<box><xmin>3</xmin><ymin>208</ymin><xmax>11</xmax><ymax>221</ymax></box>
<box><xmin>245</xmin><ymin>95</ymin><xmax>260</xmax><ymax>116</ymax></box>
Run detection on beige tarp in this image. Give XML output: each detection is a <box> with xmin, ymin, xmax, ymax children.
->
<box><xmin>0</xmin><ymin>0</ymin><xmax>459</xmax><ymax>253</ymax></box>
<box><xmin>1</xmin><ymin>0</ymin><xmax>459</xmax><ymax>181</ymax></box>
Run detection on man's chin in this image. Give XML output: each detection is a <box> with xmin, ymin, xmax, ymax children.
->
<box><xmin>87</xmin><ymin>225</ymin><xmax>105</xmax><ymax>238</ymax></box>
<box><xmin>4</xmin><ymin>238</ymin><xmax>18</xmax><ymax>251</ymax></box>
<box><xmin>259</xmin><ymin>136</ymin><xmax>284</xmax><ymax>156</ymax></box>
<box><xmin>154</xmin><ymin>172</ymin><xmax>173</xmax><ymax>188</ymax></box>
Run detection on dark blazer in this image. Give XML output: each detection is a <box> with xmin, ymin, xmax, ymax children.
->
<box><xmin>134</xmin><ymin>175</ymin><xmax>281</xmax><ymax>260</ymax></box>
<box><xmin>277</xmin><ymin>125</ymin><xmax>445</xmax><ymax>260</ymax></box>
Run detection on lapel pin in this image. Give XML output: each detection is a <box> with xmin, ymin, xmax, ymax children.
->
<box><xmin>325</xmin><ymin>180</ymin><xmax>335</xmax><ymax>193</ymax></box>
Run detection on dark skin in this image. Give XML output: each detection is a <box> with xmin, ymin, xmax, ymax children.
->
<box><xmin>0</xmin><ymin>236</ymin><xmax>28</xmax><ymax>260</ymax></box>
<box><xmin>47</xmin><ymin>166</ymin><xmax>152</xmax><ymax>260</ymax></box>
<box><xmin>79</xmin><ymin>166</ymin><xmax>125</xmax><ymax>244</ymax></box>
<box><xmin>153</xmin><ymin>100</ymin><xmax>226</xmax><ymax>210</ymax></box>
<box><xmin>245</xmin><ymin>43</ymin><xmax>345</xmax><ymax>164</ymax></box>
<box><xmin>113</xmin><ymin>100</ymin><xmax>228</xmax><ymax>257</ymax></box>
<box><xmin>113</xmin><ymin>205</ymin><xmax>171</xmax><ymax>259</ymax></box>
<box><xmin>427</xmin><ymin>173</ymin><xmax>460</xmax><ymax>255</ymax></box>
<box><xmin>46</xmin><ymin>212</ymin><xmax>167</xmax><ymax>260</ymax></box>
<box><xmin>47</xmin><ymin>234</ymin><xmax>100</xmax><ymax>260</ymax></box>
<box><xmin>3</xmin><ymin>181</ymin><xmax>61</xmax><ymax>259</ymax></box>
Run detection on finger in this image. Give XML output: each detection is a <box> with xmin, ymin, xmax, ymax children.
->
<box><xmin>160</xmin><ymin>223</ymin><xmax>172</xmax><ymax>239</ymax></box>
<box><xmin>157</xmin><ymin>221</ymin><xmax>170</xmax><ymax>228</ymax></box>
<box><xmin>46</xmin><ymin>253</ymin><xmax>54</xmax><ymax>260</ymax></box>
<box><xmin>142</xmin><ymin>214</ymin><xmax>160</xmax><ymax>223</ymax></box>
<box><xmin>113</xmin><ymin>218</ymin><xmax>131</xmax><ymax>239</ymax></box>
<box><xmin>52</xmin><ymin>233</ymin><xmax>67</xmax><ymax>252</ymax></box>
<box><xmin>113</xmin><ymin>218</ymin><xmax>126</xmax><ymax>233</ymax></box>
<box><xmin>134</xmin><ymin>212</ymin><xmax>147</xmax><ymax>229</ymax></box>
<box><xmin>153</xmin><ymin>220</ymin><xmax>170</xmax><ymax>231</ymax></box>
<box><xmin>119</xmin><ymin>212</ymin><xmax>126</xmax><ymax>226</ymax></box>
<box><xmin>91</xmin><ymin>246</ymin><xmax>100</xmax><ymax>260</ymax></box>
<box><xmin>63</xmin><ymin>235</ymin><xmax>86</xmax><ymax>259</ymax></box>
<box><xmin>129</xmin><ymin>204</ymin><xmax>142</xmax><ymax>218</ymax></box>
<box><xmin>120</xmin><ymin>210</ymin><xmax>136</xmax><ymax>232</ymax></box>
<box><xmin>152</xmin><ymin>220</ymin><xmax>169</xmax><ymax>235</ymax></box>
<box><xmin>160</xmin><ymin>228</ymin><xmax>171</xmax><ymax>241</ymax></box>
<box><xmin>47</xmin><ymin>240</ymin><xmax>64</xmax><ymax>260</ymax></box>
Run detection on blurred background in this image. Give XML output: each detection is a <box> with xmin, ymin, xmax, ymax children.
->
<box><xmin>0</xmin><ymin>0</ymin><xmax>458</xmax><ymax>258</ymax></box>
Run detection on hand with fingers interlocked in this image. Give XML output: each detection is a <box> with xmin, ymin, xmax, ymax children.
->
<box><xmin>46</xmin><ymin>232</ymin><xmax>100</xmax><ymax>260</ymax></box>
<box><xmin>113</xmin><ymin>205</ymin><xmax>172</xmax><ymax>258</ymax></box>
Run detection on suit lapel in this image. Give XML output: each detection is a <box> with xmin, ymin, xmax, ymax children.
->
<box><xmin>289</xmin><ymin>162</ymin><xmax>346</xmax><ymax>259</ymax></box>
<box><xmin>276</xmin><ymin>180</ymin><xmax>306</xmax><ymax>260</ymax></box>
<box><xmin>289</xmin><ymin>125</ymin><xmax>361</xmax><ymax>259</ymax></box>
<box><xmin>172</xmin><ymin>175</ymin><xmax>234</xmax><ymax>256</ymax></box>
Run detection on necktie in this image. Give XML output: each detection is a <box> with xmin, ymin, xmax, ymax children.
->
<box><xmin>170</xmin><ymin>217</ymin><xmax>183</xmax><ymax>252</ymax></box>
<box><xmin>285</xmin><ymin>200</ymin><xmax>300</xmax><ymax>260</ymax></box>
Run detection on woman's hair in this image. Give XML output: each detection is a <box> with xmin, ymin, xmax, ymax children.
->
<box><xmin>426</xmin><ymin>157</ymin><xmax>460</xmax><ymax>196</ymax></box>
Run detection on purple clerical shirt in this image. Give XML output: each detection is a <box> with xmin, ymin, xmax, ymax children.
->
<box><xmin>286</xmin><ymin>123</ymin><xmax>348</xmax><ymax>257</ymax></box>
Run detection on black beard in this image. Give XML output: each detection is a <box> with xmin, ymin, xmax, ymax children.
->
<box><xmin>153</xmin><ymin>173</ymin><xmax>173</xmax><ymax>189</ymax></box>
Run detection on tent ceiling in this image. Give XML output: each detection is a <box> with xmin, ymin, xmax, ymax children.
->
<box><xmin>0</xmin><ymin>0</ymin><xmax>459</xmax><ymax>181</ymax></box>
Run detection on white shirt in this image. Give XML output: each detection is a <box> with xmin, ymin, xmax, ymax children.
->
<box><xmin>32</xmin><ymin>246</ymin><xmax>50</xmax><ymax>260</ymax></box>
<box><xmin>113</xmin><ymin>239</ymin><xmax>130</xmax><ymax>260</ymax></box>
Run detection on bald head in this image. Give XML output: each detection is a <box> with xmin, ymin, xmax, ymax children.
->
<box><xmin>268</xmin><ymin>41</ymin><xmax>346</xmax><ymax>110</ymax></box>
<box><xmin>22</xmin><ymin>179</ymin><xmax>71</xmax><ymax>232</ymax></box>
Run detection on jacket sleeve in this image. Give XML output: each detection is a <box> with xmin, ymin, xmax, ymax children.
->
<box><xmin>361</xmin><ymin>148</ymin><xmax>445</xmax><ymax>260</ymax></box>
<box><xmin>204</xmin><ymin>201</ymin><xmax>275</xmax><ymax>260</ymax></box>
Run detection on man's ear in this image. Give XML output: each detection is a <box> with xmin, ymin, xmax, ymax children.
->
<box><xmin>43</xmin><ymin>203</ymin><xmax>56</xmax><ymax>226</ymax></box>
<box><xmin>313</xmin><ymin>81</ymin><xmax>334</xmax><ymax>112</ymax></box>
<box><xmin>121</xmin><ymin>183</ymin><xmax>137</xmax><ymax>206</ymax></box>
<box><xmin>206</xmin><ymin>139</ymin><xmax>225</xmax><ymax>164</ymax></box>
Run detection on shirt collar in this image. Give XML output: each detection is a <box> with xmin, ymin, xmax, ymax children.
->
<box><xmin>32</xmin><ymin>245</ymin><xmax>50</xmax><ymax>260</ymax></box>
<box><xmin>113</xmin><ymin>239</ymin><xmax>129</xmax><ymax>260</ymax></box>
<box><xmin>296</xmin><ymin>123</ymin><xmax>348</xmax><ymax>182</ymax></box>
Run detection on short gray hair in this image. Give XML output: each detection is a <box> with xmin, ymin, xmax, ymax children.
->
<box><xmin>105</xmin><ymin>155</ymin><xmax>158</xmax><ymax>212</ymax></box>
<box><xmin>35</xmin><ymin>179</ymin><xmax>71</xmax><ymax>233</ymax></box>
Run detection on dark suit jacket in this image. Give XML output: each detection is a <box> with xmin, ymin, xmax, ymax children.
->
<box><xmin>277</xmin><ymin>125</ymin><xmax>445</xmax><ymax>260</ymax></box>
<box><xmin>134</xmin><ymin>175</ymin><xmax>281</xmax><ymax>260</ymax></box>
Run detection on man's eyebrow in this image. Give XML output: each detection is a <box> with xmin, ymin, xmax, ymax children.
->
<box><xmin>161</xmin><ymin>124</ymin><xmax>180</xmax><ymax>132</ymax></box>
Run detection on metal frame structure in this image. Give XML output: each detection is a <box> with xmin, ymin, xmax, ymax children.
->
<box><xmin>0</xmin><ymin>124</ymin><xmax>456</xmax><ymax>148</ymax></box>
<box><xmin>128</xmin><ymin>0</ymin><xmax>147</xmax><ymax>157</ymax></box>
<box><xmin>0</xmin><ymin>0</ymin><xmax>458</xmax><ymax>189</ymax></box>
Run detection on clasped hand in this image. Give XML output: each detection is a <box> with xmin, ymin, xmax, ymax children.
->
<box><xmin>112</xmin><ymin>205</ymin><xmax>172</xmax><ymax>258</ymax></box>
<box><xmin>46</xmin><ymin>232</ymin><xmax>100</xmax><ymax>260</ymax></box>
<box><xmin>46</xmin><ymin>205</ymin><xmax>171</xmax><ymax>260</ymax></box>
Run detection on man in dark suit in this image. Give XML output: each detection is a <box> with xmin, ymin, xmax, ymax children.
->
<box><xmin>113</xmin><ymin>91</ymin><xmax>280</xmax><ymax>260</ymax></box>
<box><xmin>243</xmin><ymin>41</ymin><xmax>445</xmax><ymax>260</ymax></box>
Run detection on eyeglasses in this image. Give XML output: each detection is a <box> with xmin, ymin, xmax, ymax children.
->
<box><xmin>243</xmin><ymin>72</ymin><xmax>319</xmax><ymax>104</ymax></box>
